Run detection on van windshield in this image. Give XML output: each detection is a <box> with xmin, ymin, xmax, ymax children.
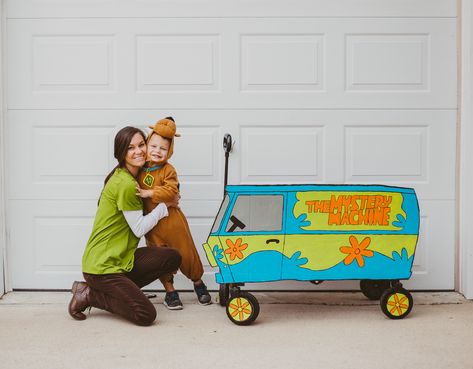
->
<box><xmin>225</xmin><ymin>194</ymin><xmax>284</xmax><ymax>233</ymax></box>
<box><xmin>211</xmin><ymin>194</ymin><xmax>230</xmax><ymax>233</ymax></box>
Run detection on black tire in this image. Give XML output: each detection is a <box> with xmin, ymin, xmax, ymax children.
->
<box><xmin>226</xmin><ymin>291</ymin><xmax>260</xmax><ymax>326</ymax></box>
<box><xmin>218</xmin><ymin>284</ymin><xmax>230</xmax><ymax>307</ymax></box>
<box><xmin>380</xmin><ymin>287</ymin><xmax>413</xmax><ymax>320</ymax></box>
<box><xmin>360</xmin><ymin>280</ymin><xmax>390</xmax><ymax>300</ymax></box>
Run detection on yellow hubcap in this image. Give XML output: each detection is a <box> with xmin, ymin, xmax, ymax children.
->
<box><xmin>386</xmin><ymin>293</ymin><xmax>409</xmax><ymax>316</ymax></box>
<box><xmin>228</xmin><ymin>297</ymin><xmax>253</xmax><ymax>322</ymax></box>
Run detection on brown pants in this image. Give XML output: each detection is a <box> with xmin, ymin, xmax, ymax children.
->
<box><xmin>84</xmin><ymin>246</ymin><xmax>181</xmax><ymax>326</ymax></box>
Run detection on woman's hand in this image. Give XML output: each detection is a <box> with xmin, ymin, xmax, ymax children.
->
<box><xmin>136</xmin><ymin>185</ymin><xmax>153</xmax><ymax>198</ymax></box>
<box><xmin>165</xmin><ymin>194</ymin><xmax>180</xmax><ymax>208</ymax></box>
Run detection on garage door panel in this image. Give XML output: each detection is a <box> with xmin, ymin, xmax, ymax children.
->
<box><xmin>231</xmin><ymin>110</ymin><xmax>455</xmax><ymax>200</ymax></box>
<box><xmin>32</xmin><ymin>35</ymin><xmax>116</xmax><ymax>92</ymax></box>
<box><xmin>171</xmin><ymin>126</ymin><xmax>221</xmax><ymax>181</ymax></box>
<box><xmin>346</xmin><ymin>34</ymin><xmax>429</xmax><ymax>91</ymax></box>
<box><xmin>406</xmin><ymin>200</ymin><xmax>455</xmax><ymax>290</ymax></box>
<box><xmin>7</xmin><ymin>114</ymin><xmax>116</xmax><ymax>200</ymax></box>
<box><xmin>8</xmin><ymin>18</ymin><xmax>227</xmax><ymax>109</ymax></box>
<box><xmin>7</xmin><ymin>109</ymin><xmax>455</xmax><ymax>202</ymax></box>
<box><xmin>205</xmin><ymin>110</ymin><xmax>455</xmax><ymax>201</ymax></box>
<box><xmin>31</xmin><ymin>126</ymin><xmax>113</xmax><ymax>182</ymax></box>
<box><xmin>7</xmin><ymin>198</ymin><xmax>453</xmax><ymax>290</ymax></box>
<box><xmin>7</xmin><ymin>110</ymin><xmax>226</xmax><ymax>201</ymax></box>
<box><xmin>8</xmin><ymin>18</ymin><xmax>456</xmax><ymax>109</ymax></box>
<box><xmin>346</xmin><ymin>127</ymin><xmax>426</xmax><ymax>178</ymax></box>
<box><xmin>8</xmin><ymin>199</ymin><xmax>220</xmax><ymax>289</ymax></box>
<box><xmin>345</xmin><ymin>126</ymin><xmax>428</xmax><ymax>181</ymax></box>
<box><xmin>241</xmin><ymin>34</ymin><xmax>325</xmax><ymax>91</ymax></box>
<box><xmin>136</xmin><ymin>34</ymin><xmax>220</xmax><ymax>92</ymax></box>
<box><xmin>7</xmin><ymin>200</ymin><xmax>93</xmax><ymax>288</ymax></box>
<box><xmin>342</xmin><ymin>113</ymin><xmax>456</xmax><ymax>200</ymax></box>
<box><xmin>5</xmin><ymin>1</ymin><xmax>457</xmax><ymax>291</ymax></box>
<box><xmin>33</xmin><ymin>216</ymin><xmax>92</xmax><ymax>273</ymax></box>
<box><xmin>6</xmin><ymin>0</ymin><xmax>456</xmax><ymax>18</ymax></box>
<box><xmin>8</xmin><ymin>20</ymin><xmax>121</xmax><ymax>104</ymax></box>
<box><xmin>341</xmin><ymin>20</ymin><xmax>455</xmax><ymax>100</ymax></box>
<box><xmin>240</xmin><ymin>126</ymin><xmax>324</xmax><ymax>183</ymax></box>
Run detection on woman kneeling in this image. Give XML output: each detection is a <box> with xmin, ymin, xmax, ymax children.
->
<box><xmin>68</xmin><ymin>126</ymin><xmax>181</xmax><ymax>326</ymax></box>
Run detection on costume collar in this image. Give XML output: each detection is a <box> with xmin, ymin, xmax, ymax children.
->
<box><xmin>143</xmin><ymin>164</ymin><xmax>164</xmax><ymax>172</ymax></box>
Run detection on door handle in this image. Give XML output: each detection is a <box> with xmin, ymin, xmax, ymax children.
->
<box><xmin>266</xmin><ymin>239</ymin><xmax>280</xmax><ymax>244</ymax></box>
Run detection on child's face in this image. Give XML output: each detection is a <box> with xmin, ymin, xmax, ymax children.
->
<box><xmin>147</xmin><ymin>133</ymin><xmax>170</xmax><ymax>163</ymax></box>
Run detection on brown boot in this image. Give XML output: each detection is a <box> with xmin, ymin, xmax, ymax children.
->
<box><xmin>68</xmin><ymin>281</ymin><xmax>90</xmax><ymax>321</ymax></box>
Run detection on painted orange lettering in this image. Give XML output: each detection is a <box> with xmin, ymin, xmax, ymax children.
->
<box><xmin>322</xmin><ymin>200</ymin><xmax>330</xmax><ymax>213</ymax></box>
<box><xmin>328</xmin><ymin>212</ymin><xmax>341</xmax><ymax>225</ymax></box>
<box><xmin>350</xmin><ymin>195</ymin><xmax>360</xmax><ymax>211</ymax></box>
<box><xmin>373</xmin><ymin>208</ymin><xmax>383</xmax><ymax>225</ymax></box>
<box><xmin>382</xmin><ymin>207</ymin><xmax>391</xmax><ymax>225</ymax></box>
<box><xmin>314</xmin><ymin>201</ymin><xmax>325</xmax><ymax>212</ymax></box>
<box><xmin>349</xmin><ymin>211</ymin><xmax>358</xmax><ymax>225</ymax></box>
<box><xmin>375</xmin><ymin>195</ymin><xmax>384</xmax><ymax>209</ymax></box>
<box><xmin>330</xmin><ymin>195</ymin><xmax>343</xmax><ymax>213</ymax></box>
<box><xmin>366</xmin><ymin>196</ymin><xmax>376</xmax><ymax>209</ymax></box>
<box><xmin>342</xmin><ymin>196</ymin><xmax>351</xmax><ymax>210</ymax></box>
<box><xmin>306</xmin><ymin>200</ymin><xmax>316</xmax><ymax>213</ymax></box>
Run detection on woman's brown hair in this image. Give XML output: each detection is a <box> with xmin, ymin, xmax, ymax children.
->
<box><xmin>99</xmin><ymin>126</ymin><xmax>146</xmax><ymax>204</ymax></box>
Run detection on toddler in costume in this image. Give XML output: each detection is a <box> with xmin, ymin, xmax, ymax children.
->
<box><xmin>137</xmin><ymin>117</ymin><xmax>212</xmax><ymax>309</ymax></box>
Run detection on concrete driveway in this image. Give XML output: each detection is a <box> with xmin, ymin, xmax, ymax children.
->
<box><xmin>0</xmin><ymin>291</ymin><xmax>472</xmax><ymax>369</ymax></box>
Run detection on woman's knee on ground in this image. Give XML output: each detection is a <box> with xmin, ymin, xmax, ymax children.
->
<box><xmin>131</xmin><ymin>302</ymin><xmax>157</xmax><ymax>326</ymax></box>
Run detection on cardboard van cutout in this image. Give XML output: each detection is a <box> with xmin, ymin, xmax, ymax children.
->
<box><xmin>203</xmin><ymin>137</ymin><xmax>420</xmax><ymax>325</ymax></box>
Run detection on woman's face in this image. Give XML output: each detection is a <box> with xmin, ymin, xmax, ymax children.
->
<box><xmin>125</xmin><ymin>132</ymin><xmax>147</xmax><ymax>169</ymax></box>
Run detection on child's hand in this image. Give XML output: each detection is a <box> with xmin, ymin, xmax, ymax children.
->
<box><xmin>136</xmin><ymin>185</ymin><xmax>153</xmax><ymax>198</ymax></box>
<box><xmin>164</xmin><ymin>194</ymin><xmax>180</xmax><ymax>208</ymax></box>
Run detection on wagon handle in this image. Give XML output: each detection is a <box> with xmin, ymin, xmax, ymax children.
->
<box><xmin>223</xmin><ymin>134</ymin><xmax>233</xmax><ymax>194</ymax></box>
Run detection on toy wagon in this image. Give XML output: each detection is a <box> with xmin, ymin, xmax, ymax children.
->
<box><xmin>202</xmin><ymin>135</ymin><xmax>420</xmax><ymax>325</ymax></box>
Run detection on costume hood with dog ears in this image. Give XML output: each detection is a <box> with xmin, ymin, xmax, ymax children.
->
<box><xmin>147</xmin><ymin>117</ymin><xmax>180</xmax><ymax>163</ymax></box>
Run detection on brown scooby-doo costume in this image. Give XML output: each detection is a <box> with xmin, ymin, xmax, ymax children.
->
<box><xmin>138</xmin><ymin>118</ymin><xmax>204</xmax><ymax>285</ymax></box>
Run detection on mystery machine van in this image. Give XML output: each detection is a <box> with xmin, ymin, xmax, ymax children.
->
<box><xmin>203</xmin><ymin>184</ymin><xmax>420</xmax><ymax>325</ymax></box>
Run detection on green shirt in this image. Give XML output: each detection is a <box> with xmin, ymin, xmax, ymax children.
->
<box><xmin>82</xmin><ymin>168</ymin><xmax>143</xmax><ymax>274</ymax></box>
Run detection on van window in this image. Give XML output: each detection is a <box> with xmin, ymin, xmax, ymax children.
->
<box><xmin>225</xmin><ymin>195</ymin><xmax>283</xmax><ymax>233</ymax></box>
<box><xmin>211</xmin><ymin>194</ymin><xmax>230</xmax><ymax>233</ymax></box>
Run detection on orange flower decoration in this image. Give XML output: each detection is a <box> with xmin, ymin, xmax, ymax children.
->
<box><xmin>225</xmin><ymin>238</ymin><xmax>248</xmax><ymax>261</ymax></box>
<box><xmin>340</xmin><ymin>236</ymin><xmax>374</xmax><ymax>267</ymax></box>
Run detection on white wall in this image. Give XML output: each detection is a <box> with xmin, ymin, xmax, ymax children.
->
<box><xmin>0</xmin><ymin>0</ymin><xmax>6</xmax><ymax>296</ymax></box>
<box><xmin>460</xmin><ymin>0</ymin><xmax>473</xmax><ymax>299</ymax></box>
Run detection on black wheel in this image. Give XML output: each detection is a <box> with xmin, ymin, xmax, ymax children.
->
<box><xmin>360</xmin><ymin>280</ymin><xmax>390</xmax><ymax>300</ymax></box>
<box><xmin>226</xmin><ymin>291</ymin><xmax>260</xmax><ymax>326</ymax></box>
<box><xmin>380</xmin><ymin>287</ymin><xmax>413</xmax><ymax>319</ymax></box>
<box><xmin>218</xmin><ymin>283</ymin><xmax>230</xmax><ymax>306</ymax></box>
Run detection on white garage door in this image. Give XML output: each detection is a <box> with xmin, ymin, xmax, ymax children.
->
<box><xmin>5</xmin><ymin>0</ymin><xmax>457</xmax><ymax>291</ymax></box>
